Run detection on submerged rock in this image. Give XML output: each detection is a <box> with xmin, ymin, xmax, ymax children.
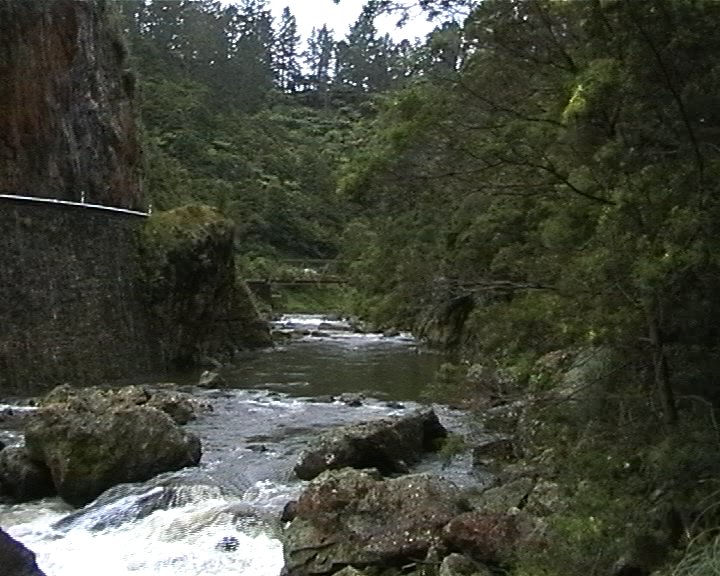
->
<box><xmin>293</xmin><ymin>408</ymin><xmax>447</xmax><ymax>480</ymax></box>
<box><xmin>198</xmin><ymin>370</ymin><xmax>226</xmax><ymax>389</ymax></box>
<box><xmin>216</xmin><ymin>535</ymin><xmax>239</xmax><ymax>552</ymax></box>
<box><xmin>24</xmin><ymin>400</ymin><xmax>201</xmax><ymax>506</ymax></box>
<box><xmin>0</xmin><ymin>528</ymin><xmax>46</xmax><ymax>576</ymax></box>
<box><xmin>282</xmin><ymin>468</ymin><xmax>465</xmax><ymax>576</ymax></box>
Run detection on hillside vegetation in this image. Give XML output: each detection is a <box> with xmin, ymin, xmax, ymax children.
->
<box><xmin>121</xmin><ymin>1</ymin><xmax>720</xmax><ymax>574</ymax></box>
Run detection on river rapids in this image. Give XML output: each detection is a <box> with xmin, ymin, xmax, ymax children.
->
<box><xmin>0</xmin><ymin>315</ymin><xmax>476</xmax><ymax>576</ymax></box>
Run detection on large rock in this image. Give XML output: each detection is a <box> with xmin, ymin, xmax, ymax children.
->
<box><xmin>41</xmin><ymin>383</ymin><xmax>209</xmax><ymax>425</ymax></box>
<box><xmin>294</xmin><ymin>409</ymin><xmax>447</xmax><ymax>480</ymax></box>
<box><xmin>0</xmin><ymin>446</ymin><xmax>55</xmax><ymax>503</ymax></box>
<box><xmin>0</xmin><ymin>528</ymin><xmax>46</xmax><ymax>576</ymax></box>
<box><xmin>24</xmin><ymin>401</ymin><xmax>201</xmax><ymax>506</ymax></box>
<box><xmin>146</xmin><ymin>389</ymin><xmax>211</xmax><ymax>425</ymax></box>
<box><xmin>463</xmin><ymin>477</ymin><xmax>535</xmax><ymax>514</ymax></box>
<box><xmin>441</xmin><ymin>511</ymin><xmax>540</xmax><ymax>567</ymax></box>
<box><xmin>282</xmin><ymin>468</ymin><xmax>465</xmax><ymax>576</ymax></box>
<box><xmin>140</xmin><ymin>205</ymin><xmax>272</xmax><ymax>368</ymax></box>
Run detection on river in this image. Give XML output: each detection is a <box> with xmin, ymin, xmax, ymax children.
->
<box><xmin>0</xmin><ymin>315</ymin><xmax>478</xmax><ymax>576</ymax></box>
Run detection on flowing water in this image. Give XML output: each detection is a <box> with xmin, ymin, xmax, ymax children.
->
<box><xmin>0</xmin><ymin>315</ymin><xmax>478</xmax><ymax>576</ymax></box>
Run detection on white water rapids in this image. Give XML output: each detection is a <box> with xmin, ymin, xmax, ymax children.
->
<box><xmin>0</xmin><ymin>315</ymin><xmax>473</xmax><ymax>576</ymax></box>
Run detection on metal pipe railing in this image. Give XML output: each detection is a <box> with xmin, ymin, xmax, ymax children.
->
<box><xmin>0</xmin><ymin>194</ymin><xmax>149</xmax><ymax>217</ymax></box>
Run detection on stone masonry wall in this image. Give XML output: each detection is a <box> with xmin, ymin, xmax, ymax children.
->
<box><xmin>0</xmin><ymin>199</ymin><xmax>162</xmax><ymax>394</ymax></box>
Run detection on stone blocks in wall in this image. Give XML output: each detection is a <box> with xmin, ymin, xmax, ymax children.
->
<box><xmin>0</xmin><ymin>200</ymin><xmax>161</xmax><ymax>393</ymax></box>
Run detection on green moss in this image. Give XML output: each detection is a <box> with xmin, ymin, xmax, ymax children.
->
<box><xmin>137</xmin><ymin>204</ymin><xmax>269</xmax><ymax>366</ymax></box>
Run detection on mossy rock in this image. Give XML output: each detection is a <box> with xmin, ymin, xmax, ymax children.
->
<box><xmin>138</xmin><ymin>205</ymin><xmax>270</xmax><ymax>367</ymax></box>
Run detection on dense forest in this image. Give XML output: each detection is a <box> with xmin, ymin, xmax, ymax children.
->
<box><xmin>118</xmin><ymin>1</ymin><xmax>720</xmax><ymax>575</ymax></box>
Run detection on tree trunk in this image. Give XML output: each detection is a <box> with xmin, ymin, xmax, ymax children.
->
<box><xmin>645</xmin><ymin>297</ymin><xmax>677</xmax><ymax>425</ymax></box>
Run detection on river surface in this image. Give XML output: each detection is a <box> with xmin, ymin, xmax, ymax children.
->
<box><xmin>0</xmin><ymin>315</ymin><xmax>479</xmax><ymax>576</ymax></box>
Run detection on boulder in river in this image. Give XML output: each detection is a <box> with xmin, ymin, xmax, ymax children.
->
<box><xmin>40</xmin><ymin>383</ymin><xmax>209</xmax><ymax>425</ymax></box>
<box><xmin>146</xmin><ymin>389</ymin><xmax>210</xmax><ymax>425</ymax></box>
<box><xmin>0</xmin><ymin>528</ymin><xmax>46</xmax><ymax>576</ymax></box>
<box><xmin>24</xmin><ymin>398</ymin><xmax>202</xmax><ymax>506</ymax></box>
<box><xmin>282</xmin><ymin>468</ymin><xmax>465</xmax><ymax>576</ymax></box>
<box><xmin>0</xmin><ymin>446</ymin><xmax>56</xmax><ymax>503</ymax></box>
<box><xmin>293</xmin><ymin>408</ymin><xmax>447</xmax><ymax>480</ymax></box>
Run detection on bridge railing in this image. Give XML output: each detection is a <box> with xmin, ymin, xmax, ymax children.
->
<box><xmin>246</xmin><ymin>258</ymin><xmax>351</xmax><ymax>286</ymax></box>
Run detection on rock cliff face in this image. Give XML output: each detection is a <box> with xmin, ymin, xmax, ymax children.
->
<box><xmin>0</xmin><ymin>1</ymin><xmax>269</xmax><ymax>392</ymax></box>
<box><xmin>0</xmin><ymin>0</ymin><xmax>143</xmax><ymax>209</ymax></box>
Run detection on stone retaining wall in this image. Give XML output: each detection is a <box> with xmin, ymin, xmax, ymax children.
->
<box><xmin>0</xmin><ymin>199</ymin><xmax>161</xmax><ymax>393</ymax></box>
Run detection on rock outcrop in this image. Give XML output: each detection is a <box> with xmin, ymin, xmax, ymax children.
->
<box><xmin>294</xmin><ymin>409</ymin><xmax>447</xmax><ymax>480</ymax></box>
<box><xmin>23</xmin><ymin>386</ymin><xmax>202</xmax><ymax>506</ymax></box>
<box><xmin>0</xmin><ymin>0</ymin><xmax>143</xmax><ymax>208</ymax></box>
<box><xmin>0</xmin><ymin>528</ymin><xmax>46</xmax><ymax>576</ymax></box>
<box><xmin>283</xmin><ymin>468</ymin><xmax>465</xmax><ymax>576</ymax></box>
<box><xmin>140</xmin><ymin>205</ymin><xmax>272</xmax><ymax>368</ymax></box>
<box><xmin>0</xmin><ymin>446</ymin><xmax>55</xmax><ymax>503</ymax></box>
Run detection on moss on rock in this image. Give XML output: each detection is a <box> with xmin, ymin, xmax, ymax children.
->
<box><xmin>139</xmin><ymin>204</ymin><xmax>271</xmax><ymax>368</ymax></box>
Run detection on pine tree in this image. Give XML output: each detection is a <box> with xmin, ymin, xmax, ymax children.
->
<box><xmin>304</xmin><ymin>25</ymin><xmax>336</xmax><ymax>96</ymax></box>
<box><xmin>273</xmin><ymin>6</ymin><xmax>301</xmax><ymax>93</ymax></box>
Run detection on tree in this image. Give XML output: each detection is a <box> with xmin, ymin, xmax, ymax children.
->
<box><xmin>304</xmin><ymin>25</ymin><xmax>336</xmax><ymax>100</ymax></box>
<box><xmin>273</xmin><ymin>6</ymin><xmax>302</xmax><ymax>93</ymax></box>
<box><xmin>335</xmin><ymin>6</ymin><xmax>391</xmax><ymax>93</ymax></box>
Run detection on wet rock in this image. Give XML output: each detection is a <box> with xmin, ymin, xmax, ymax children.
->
<box><xmin>41</xmin><ymin>384</ymin><xmax>150</xmax><ymax>410</ymax></box>
<box><xmin>0</xmin><ymin>528</ymin><xmax>47</xmax><ymax>576</ymax></box>
<box><xmin>384</xmin><ymin>401</ymin><xmax>405</xmax><ymax>410</ymax></box>
<box><xmin>24</xmin><ymin>402</ymin><xmax>202</xmax><ymax>507</ymax></box>
<box><xmin>333</xmin><ymin>568</ymin><xmax>370</xmax><ymax>576</ymax></box>
<box><xmin>198</xmin><ymin>370</ymin><xmax>226</xmax><ymax>389</ymax></box>
<box><xmin>293</xmin><ymin>409</ymin><xmax>447</xmax><ymax>480</ymax></box>
<box><xmin>464</xmin><ymin>477</ymin><xmax>535</xmax><ymax>513</ymax></box>
<box><xmin>318</xmin><ymin>321</ymin><xmax>351</xmax><ymax>332</ymax></box>
<box><xmin>40</xmin><ymin>384</ymin><xmax>210</xmax><ymax>426</ymax></box>
<box><xmin>281</xmin><ymin>500</ymin><xmax>298</xmax><ymax>523</ymax></box>
<box><xmin>442</xmin><ymin>511</ymin><xmax>540</xmax><ymax>566</ymax></box>
<box><xmin>146</xmin><ymin>390</ymin><xmax>201</xmax><ymax>425</ymax></box>
<box><xmin>471</xmin><ymin>435</ymin><xmax>518</xmax><ymax>466</ymax></box>
<box><xmin>271</xmin><ymin>329</ymin><xmax>294</xmax><ymax>342</ymax></box>
<box><xmin>439</xmin><ymin>553</ymin><xmax>493</xmax><ymax>576</ymax></box>
<box><xmin>0</xmin><ymin>446</ymin><xmax>55</xmax><ymax>503</ymax></box>
<box><xmin>52</xmin><ymin>481</ymin><xmax>227</xmax><ymax>532</ymax></box>
<box><xmin>217</xmin><ymin>536</ymin><xmax>239</xmax><ymax>552</ymax></box>
<box><xmin>337</xmin><ymin>392</ymin><xmax>364</xmax><ymax>407</ymax></box>
<box><xmin>0</xmin><ymin>408</ymin><xmax>31</xmax><ymax>430</ymax></box>
<box><xmin>283</xmin><ymin>468</ymin><xmax>464</xmax><ymax>576</ymax></box>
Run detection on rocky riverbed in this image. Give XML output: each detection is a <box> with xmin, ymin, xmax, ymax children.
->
<box><xmin>0</xmin><ymin>316</ymin><xmax>564</xmax><ymax>576</ymax></box>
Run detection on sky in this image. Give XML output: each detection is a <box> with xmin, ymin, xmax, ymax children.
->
<box><xmin>264</xmin><ymin>0</ymin><xmax>436</xmax><ymax>43</ymax></box>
